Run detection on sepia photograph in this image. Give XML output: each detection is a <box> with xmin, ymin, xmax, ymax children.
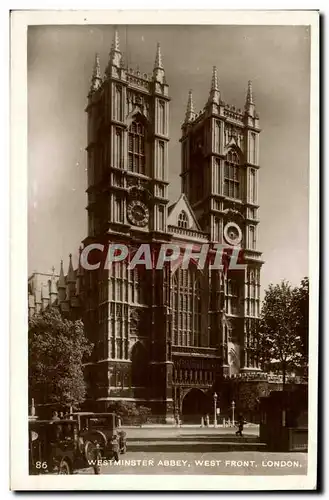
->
<box><xmin>10</xmin><ymin>9</ymin><xmax>319</xmax><ymax>491</ymax></box>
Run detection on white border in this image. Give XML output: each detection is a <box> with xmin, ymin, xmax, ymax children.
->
<box><xmin>10</xmin><ymin>9</ymin><xmax>319</xmax><ymax>491</ymax></box>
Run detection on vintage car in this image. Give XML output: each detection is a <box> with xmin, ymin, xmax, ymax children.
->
<box><xmin>73</xmin><ymin>412</ymin><xmax>127</xmax><ymax>461</ymax></box>
<box><xmin>29</xmin><ymin>419</ymin><xmax>101</xmax><ymax>475</ymax></box>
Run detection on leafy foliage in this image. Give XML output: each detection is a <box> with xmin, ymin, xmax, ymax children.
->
<box><xmin>294</xmin><ymin>277</ymin><xmax>309</xmax><ymax>364</ymax></box>
<box><xmin>258</xmin><ymin>280</ymin><xmax>307</xmax><ymax>385</ymax></box>
<box><xmin>28</xmin><ymin>308</ymin><xmax>93</xmax><ymax>408</ymax></box>
<box><xmin>106</xmin><ymin>401</ymin><xmax>152</xmax><ymax>424</ymax></box>
<box><xmin>234</xmin><ymin>381</ymin><xmax>269</xmax><ymax>422</ymax></box>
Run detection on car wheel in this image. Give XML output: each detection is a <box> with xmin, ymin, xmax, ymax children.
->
<box><xmin>58</xmin><ymin>459</ymin><xmax>71</xmax><ymax>475</ymax></box>
<box><xmin>84</xmin><ymin>440</ymin><xmax>96</xmax><ymax>462</ymax></box>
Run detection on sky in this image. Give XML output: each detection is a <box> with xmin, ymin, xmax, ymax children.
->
<box><xmin>28</xmin><ymin>24</ymin><xmax>310</xmax><ymax>294</ymax></box>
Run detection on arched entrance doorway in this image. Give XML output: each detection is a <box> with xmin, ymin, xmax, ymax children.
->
<box><xmin>181</xmin><ymin>389</ymin><xmax>208</xmax><ymax>423</ymax></box>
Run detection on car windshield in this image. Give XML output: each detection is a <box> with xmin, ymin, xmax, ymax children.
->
<box><xmin>49</xmin><ymin>423</ymin><xmax>74</xmax><ymax>441</ymax></box>
<box><xmin>89</xmin><ymin>417</ymin><xmax>113</xmax><ymax>428</ymax></box>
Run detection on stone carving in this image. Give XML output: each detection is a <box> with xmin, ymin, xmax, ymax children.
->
<box><xmin>130</xmin><ymin>308</ymin><xmax>140</xmax><ymax>333</ymax></box>
<box><xmin>222</xmin><ymin>207</ymin><xmax>245</xmax><ymax>220</ymax></box>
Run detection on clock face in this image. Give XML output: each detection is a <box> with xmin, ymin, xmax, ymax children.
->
<box><xmin>224</xmin><ymin>222</ymin><xmax>242</xmax><ymax>246</ymax></box>
<box><xmin>127</xmin><ymin>200</ymin><xmax>149</xmax><ymax>227</ymax></box>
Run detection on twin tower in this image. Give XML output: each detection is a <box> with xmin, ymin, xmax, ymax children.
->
<box><xmin>85</xmin><ymin>29</ymin><xmax>260</xmax><ymax>246</ymax></box>
<box><xmin>83</xmin><ymin>29</ymin><xmax>263</xmax><ymax>419</ymax></box>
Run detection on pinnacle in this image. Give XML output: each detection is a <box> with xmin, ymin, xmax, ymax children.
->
<box><xmin>112</xmin><ymin>29</ymin><xmax>120</xmax><ymax>52</ymax></box>
<box><xmin>107</xmin><ymin>28</ymin><xmax>122</xmax><ymax>70</ymax></box>
<box><xmin>58</xmin><ymin>259</ymin><xmax>66</xmax><ymax>288</ymax></box>
<box><xmin>185</xmin><ymin>90</ymin><xmax>195</xmax><ymax>122</ymax></box>
<box><xmin>246</xmin><ymin>80</ymin><xmax>254</xmax><ymax>104</ymax></box>
<box><xmin>67</xmin><ymin>253</ymin><xmax>75</xmax><ymax>283</ymax></box>
<box><xmin>211</xmin><ymin>66</ymin><xmax>219</xmax><ymax>92</ymax></box>
<box><xmin>90</xmin><ymin>53</ymin><xmax>102</xmax><ymax>93</ymax></box>
<box><xmin>154</xmin><ymin>42</ymin><xmax>163</xmax><ymax>70</ymax></box>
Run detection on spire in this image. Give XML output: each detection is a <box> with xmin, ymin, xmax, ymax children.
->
<box><xmin>67</xmin><ymin>254</ymin><xmax>75</xmax><ymax>283</ymax></box>
<box><xmin>154</xmin><ymin>42</ymin><xmax>163</xmax><ymax>70</ymax></box>
<box><xmin>211</xmin><ymin>66</ymin><xmax>219</xmax><ymax>92</ymax></box>
<box><xmin>58</xmin><ymin>260</ymin><xmax>66</xmax><ymax>288</ymax></box>
<box><xmin>153</xmin><ymin>42</ymin><xmax>165</xmax><ymax>84</ymax></box>
<box><xmin>244</xmin><ymin>80</ymin><xmax>255</xmax><ymax>117</ymax></box>
<box><xmin>108</xmin><ymin>28</ymin><xmax>122</xmax><ymax>69</ymax></box>
<box><xmin>89</xmin><ymin>53</ymin><xmax>102</xmax><ymax>94</ymax></box>
<box><xmin>112</xmin><ymin>29</ymin><xmax>120</xmax><ymax>52</ymax></box>
<box><xmin>208</xmin><ymin>66</ymin><xmax>220</xmax><ymax>105</ymax></box>
<box><xmin>246</xmin><ymin>80</ymin><xmax>254</xmax><ymax>105</ymax></box>
<box><xmin>185</xmin><ymin>90</ymin><xmax>196</xmax><ymax>123</ymax></box>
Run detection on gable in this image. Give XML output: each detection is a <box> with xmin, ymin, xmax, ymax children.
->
<box><xmin>167</xmin><ymin>194</ymin><xmax>201</xmax><ymax>231</ymax></box>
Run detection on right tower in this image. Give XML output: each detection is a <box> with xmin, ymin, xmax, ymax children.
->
<box><xmin>180</xmin><ymin>68</ymin><xmax>263</xmax><ymax>374</ymax></box>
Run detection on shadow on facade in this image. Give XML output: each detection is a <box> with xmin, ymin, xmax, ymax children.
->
<box><xmin>131</xmin><ymin>341</ymin><xmax>149</xmax><ymax>399</ymax></box>
<box><xmin>181</xmin><ymin>388</ymin><xmax>209</xmax><ymax>423</ymax></box>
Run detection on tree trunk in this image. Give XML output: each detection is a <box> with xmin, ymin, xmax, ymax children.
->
<box><xmin>282</xmin><ymin>361</ymin><xmax>286</xmax><ymax>389</ymax></box>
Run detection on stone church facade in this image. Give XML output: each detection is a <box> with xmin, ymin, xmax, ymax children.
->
<box><xmin>29</xmin><ymin>31</ymin><xmax>264</xmax><ymax>422</ymax></box>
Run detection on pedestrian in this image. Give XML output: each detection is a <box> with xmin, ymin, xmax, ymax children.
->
<box><xmin>206</xmin><ymin>414</ymin><xmax>210</xmax><ymax>427</ymax></box>
<box><xmin>235</xmin><ymin>414</ymin><xmax>245</xmax><ymax>437</ymax></box>
<box><xmin>59</xmin><ymin>411</ymin><xmax>64</xmax><ymax>419</ymax></box>
<box><xmin>51</xmin><ymin>410</ymin><xmax>60</xmax><ymax>421</ymax></box>
<box><xmin>111</xmin><ymin>435</ymin><xmax>119</xmax><ymax>463</ymax></box>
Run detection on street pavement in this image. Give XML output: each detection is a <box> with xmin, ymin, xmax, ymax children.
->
<box><xmin>78</xmin><ymin>425</ymin><xmax>307</xmax><ymax>476</ymax></box>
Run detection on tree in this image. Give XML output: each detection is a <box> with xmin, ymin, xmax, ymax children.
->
<box><xmin>28</xmin><ymin>308</ymin><xmax>93</xmax><ymax>408</ymax></box>
<box><xmin>106</xmin><ymin>401</ymin><xmax>152</xmax><ymax>425</ymax></box>
<box><xmin>293</xmin><ymin>277</ymin><xmax>309</xmax><ymax>367</ymax></box>
<box><xmin>107</xmin><ymin>401</ymin><xmax>140</xmax><ymax>418</ymax></box>
<box><xmin>258</xmin><ymin>281</ymin><xmax>303</xmax><ymax>386</ymax></box>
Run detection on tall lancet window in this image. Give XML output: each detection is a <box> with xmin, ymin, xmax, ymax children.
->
<box><xmin>115</xmin><ymin>128</ymin><xmax>122</xmax><ymax>168</ymax></box>
<box><xmin>171</xmin><ymin>268</ymin><xmax>202</xmax><ymax>347</ymax></box>
<box><xmin>250</xmin><ymin>169</ymin><xmax>256</xmax><ymax>203</ymax></box>
<box><xmin>224</xmin><ymin>149</ymin><xmax>241</xmax><ymax>200</ymax></box>
<box><xmin>159</xmin><ymin>100</ymin><xmax>165</xmax><ymax>135</ymax></box>
<box><xmin>159</xmin><ymin>141</ymin><xmax>165</xmax><ymax>179</ymax></box>
<box><xmin>128</xmin><ymin>120</ymin><xmax>146</xmax><ymax>175</ymax></box>
<box><xmin>115</xmin><ymin>85</ymin><xmax>123</xmax><ymax>122</ymax></box>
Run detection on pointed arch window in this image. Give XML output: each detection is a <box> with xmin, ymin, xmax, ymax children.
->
<box><xmin>224</xmin><ymin>149</ymin><xmax>241</xmax><ymax>200</ymax></box>
<box><xmin>178</xmin><ymin>210</ymin><xmax>189</xmax><ymax>229</ymax></box>
<box><xmin>171</xmin><ymin>268</ymin><xmax>202</xmax><ymax>347</ymax></box>
<box><xmin>128</xmin><ymin>120</ymin><xmax>146</xmax><ymax>175</ymax></box>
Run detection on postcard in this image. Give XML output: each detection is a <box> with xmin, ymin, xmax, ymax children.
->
<box><xmin>10</xmin><ymin>9</ymin><xmax>319</xmax><ymax>491</ymax></box>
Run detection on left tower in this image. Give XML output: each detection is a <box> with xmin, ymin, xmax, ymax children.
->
<box><xmin>86</xmin><ymin>31</ymin><xmax>169</xmax><ymax>237</ymax></box>
<box><xmin>82</xmin><ymin>29</ymin><xmax>172</xmax><ymax>416</ymax></box>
